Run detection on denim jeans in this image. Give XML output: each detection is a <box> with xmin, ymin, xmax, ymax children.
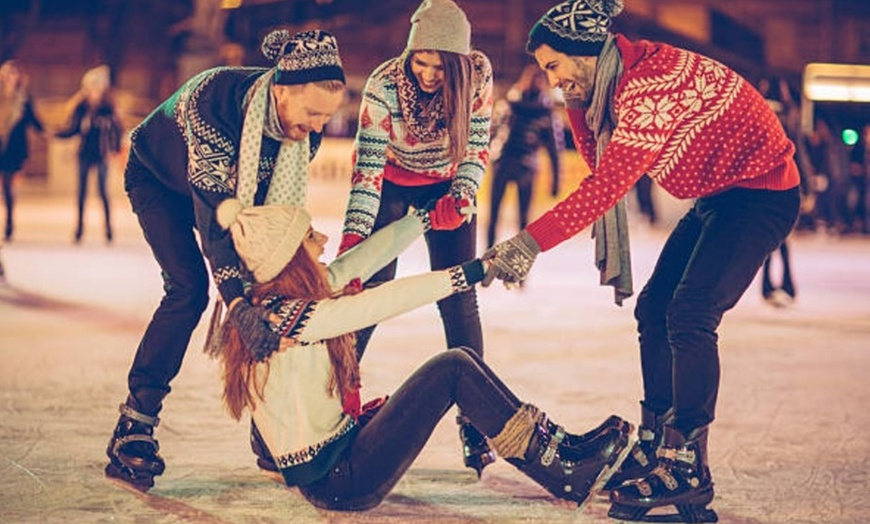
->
<box><xmin>123</xmin><ymin>154</ymin><xmax>210</xmax><ymax>416</ymax></box>
<box><xmin>76</xmin><ymin>158</ymin><xmax>112</xmax><ymax>235</ymax></box>
<box><xmin>354</xmin><ymin>179</ymin><xmax>483</xmax><ymax>360</ymax></box>
<box><xmin>299</xmin><ymin>347</ymin><xmax>521</xmax><ymax>511</ymax></box>
<box><xmin>634</xmin><ymin>187</ymin><xmax>800</xmax><ymax>433</ymax></box>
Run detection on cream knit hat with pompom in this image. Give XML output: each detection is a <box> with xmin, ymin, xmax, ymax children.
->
<box><xmin>216</xmin><ymin>199</ymin><xmax>312</xmax><ymax>283</ymax></box>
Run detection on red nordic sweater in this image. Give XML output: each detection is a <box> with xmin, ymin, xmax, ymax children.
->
<box><xmin>526</xmin><ymin>35</ymin><xmax>800</xmax><ymax>252</ymax></box>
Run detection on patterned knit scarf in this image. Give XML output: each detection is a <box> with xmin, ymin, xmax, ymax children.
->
<box><xmin>395</xmin><ymin>54</ymin><xmax>446</xmax><ymax>143</ymax></box>
<box><xmin>586</xmin><ymin>35</ymin><xmax>633</xmax><ymax>306</ymax></box>
<box><xmin>236</xmin><ymin>70</ymin><xmax>309</xmax><ymax>208</ymax></box>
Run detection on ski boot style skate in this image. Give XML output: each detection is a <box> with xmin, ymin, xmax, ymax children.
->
<box><xmin>491</xmin><ymin>405</ymin><xmax>632</xmax><ymax>507</ymax></box>
<box><xmin>458</xmin><ymin>415</ymin><xmax>497</xmax><ymax>477</ymax></box>
<box><xmin>609</xmin><ymin>425</ymin><xmax>717</xmax><ymax>523</ymax></box>
<box><xmin>105</xmin><ymin>403</ymin><xmax>165</xmax><ymax>492</ymax></box>
<box><xmin>605</xmin><ymin>404</ymin><xmax>673</xmax><ymax>491</ymax></box>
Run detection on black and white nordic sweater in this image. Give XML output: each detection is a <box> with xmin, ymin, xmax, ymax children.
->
<box><xmin>126</xmin><ymin>67</ymin><xmax>323</xmax><ymax>304</ymax></box>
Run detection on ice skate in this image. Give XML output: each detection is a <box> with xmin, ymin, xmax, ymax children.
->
<box><xmin>458</xmin><ymin>415</ymin><xmax>497</xmax><ymax>477</ymax></box>
<box><xmin>604</xmin><ymin>404</ymin><xmax>673</xmax><ymax>491</ymax></box>
<box><xmin>491</xmin><ymin>405</ymin><xmax>632</xmax><ymax>508</ymax></box>
<box><xmin>105</xmin><ymin>403</ymin><xmax>165</xmax><ymax>492</ymax></box>
<box><xmin>609</xmin><ymin>425</ymin><xmax>717</xmax><ymax>523</ymax></box>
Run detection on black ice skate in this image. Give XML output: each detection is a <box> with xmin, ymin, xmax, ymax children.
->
<box><xmin>507</xmin><ymin>412</ymin><xmax>633</xmax><ymax>507</ymax></box>
<box><xmin>604</xmin><ymin>404</ymin><xmax>673</xmax><ymax>491</ymax></box>
<box><xmin>458</xmin><ymin>415</ymin><xmax>497</xmax><ymax>477</ymax></box>
<box><xmin>105</xmin><ymin>403</ymin><xmax>165</xmax><ymax>492</ymax></box>
<box><xmin>609</xmin><ymin>425</ymin><xmax>717</xmax><ymax>523</ymax></box>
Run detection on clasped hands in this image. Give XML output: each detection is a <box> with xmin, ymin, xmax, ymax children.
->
<box><xmin>481</xmin><ymin>230</ymin><xmax>540</xmax><ymax>289</ymax></box>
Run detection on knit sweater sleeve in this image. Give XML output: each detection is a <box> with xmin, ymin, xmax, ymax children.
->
<box><xmin>449</xmin><ymin>51</ymin><xmax>493</xmax><ymax>201</ymax></box>
<box><xmin>526</xmin><ymin>94</ymin><xmax>668</xmax><ymax>251</ymax></box>
<box><xmin>181</xmin><ymin>69</ymin><xmax>250</xmax><ymax>304</ymax></box>
<box><xmin>341</xmin><ymin>64</ymin><xmax>394</xmax><ymax>243</ymax></box>
<box><xmin>272</xmin><ymin>266</ymin><xmax>477</xmax><ymax>343</ymax></box>
<box><xmin>326</xmin><ymin>212</ymin><xmax>427</xmax><ymax>292</ymax></box>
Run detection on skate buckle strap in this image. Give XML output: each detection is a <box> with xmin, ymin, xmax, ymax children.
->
<box><xmin>540</xmin><ymin>425</ymin><xmax>565</xmax><ymax>467</ymax></box>
<box><xmin>112</xmin><ymin>433</ymin><xmax>160</xmax><ymax>456</ymax></box>
<box><xmin>651</xmin><ymin>464</ymin><xmax>679</xmax><ymax>491</ymax></box>
<box><xmin>119</xmin><ymin>403</ymin><xmax>160</xmax><ymax>428</ymax></box>
<box><xmin>637</xmin><ymin>427</ymin><xmax>655</xmax><ymax>442</ymax></box>
<box><xmin>656</xmin><ymin>446</ymin><xmax>695</xmax><ymax>465</ymax></box>
<box><xmin>632</xmin><ymin>446</ymin><xmax>650</xmax><ymax>467</ymax></box>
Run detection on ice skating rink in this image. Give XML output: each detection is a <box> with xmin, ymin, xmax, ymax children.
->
<box><xmin>1</xmin><ymin>178</ymin><xmax>869</xmax><ymax>524</ymax></box>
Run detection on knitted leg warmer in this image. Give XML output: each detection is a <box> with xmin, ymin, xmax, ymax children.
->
<box><xmin>488</xmin><ymin>404</ymin><xmax>540</xmax><ymax>460</ymax></box>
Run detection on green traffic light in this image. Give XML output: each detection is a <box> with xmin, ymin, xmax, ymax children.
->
<box><xmin>842</xmin><ymin>128</ymin><xmax>859</xmax><ymax>146</ymax></box>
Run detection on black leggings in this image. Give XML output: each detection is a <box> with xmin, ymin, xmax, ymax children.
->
<box><xmin>298</xmin><ymin>347</ymin><xmax>522</xmax><ymax>511</ymax></box>
<box><xmin>355</xmin><ymin>179</ymin><xmax>483</xmax><ymax>361</ymax></box>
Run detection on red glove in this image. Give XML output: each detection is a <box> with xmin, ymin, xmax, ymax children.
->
<box><xmin>429</xmin><ymin>194</ymin><xmax>468</xmax><ymax>231</ymax></box>
<box><xmin>337</xmin><ymin>232</ymin><xmax>364</xmax><ymax>256</ymax></box>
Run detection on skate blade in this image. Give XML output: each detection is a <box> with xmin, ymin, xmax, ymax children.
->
<box><xmin>578</xmin><ymin>426</ymin><xmax>637</xmax><ymax>512</ymax></box>
<box><xmin>105</xmin><ymin>462</ymin><xmax>154</xmax><ymax>493</ymax></box>
<box><xmin>609</xmin><ymin>502</ymin><xmax>718</xmax><ymax>523</ymax></box>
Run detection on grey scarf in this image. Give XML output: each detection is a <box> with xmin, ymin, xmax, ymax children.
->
<box><xmin>586</xmin><ymin>35</ymin><xmax>633</xmax><ymax>306</ymax></box>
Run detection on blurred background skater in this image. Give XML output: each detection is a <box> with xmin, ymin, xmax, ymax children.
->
<box><xmin>487</xmin><ymin>64</ymin><xmax>563</xmax><ymax>251</ymax></box>
<box><xmin>799</xmin><ymin>118</ymin><xmax>844</xmax><ymax>234</ymax></box>
<box><xmin>0</xmin><ymin>59</ymin><xmax>44</xmax><ymax>242</ymax></box>
<box><xmin>631</xmin><ymin>174</ymin><xmax>656</xmax><ymax>228</ymax></box>
<box><xmin>844</xmin><ymin>123</ymin><xmax>869</xmax><ymax>234</ymax></box>
<box><xmin>758</xmin><ymin>77</ymin><xmax>800</xmax><ymax>307</ymax></box>
<box><xmin>55</xmin><ymin>65</ymin><xmax>123</xmax><ymax>244</ymax></box>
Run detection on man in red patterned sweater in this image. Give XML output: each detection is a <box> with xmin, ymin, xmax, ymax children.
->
<box><xmin>483</xmin><ymin>1</ymin><xmax>800</xmax><ymax>522</ymax></box>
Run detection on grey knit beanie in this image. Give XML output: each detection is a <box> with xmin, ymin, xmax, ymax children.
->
<box><xmin>406</xmin><ymin>0</ymin><xmax>471</xmax><ymax>56</ymax></box>
<box><xmin>527</xmin><ymin>0</ymin><xmax>624</xmax><ymax>56</ymax></box>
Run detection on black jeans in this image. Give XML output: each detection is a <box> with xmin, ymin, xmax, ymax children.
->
<box><xmin>123</xmin><ymin>154</ymin><xmax>210</xmax><ymax>416</ymax></box>
<box><xmin>76</xmin><ymin>157</ymin><xmax>112</xmax><ymax>236</ymax></box>
<box><xmin>634</xmin><ymin>187</ymin><xmax>800</xmax><ymax>433</ymax></box>
<box><xmin>299</xmin><ymin>347</ymin><xmax>521</xmax><ymax>511</ymax></box>
<box><xmin>355</xmin><ymin>179</ymin><xmax>483</xmax><ymax>361</ymax></box>
<box><xmin>2</xmin><ymin>169</ymin><xmax>15</xmax><ymax>237</ymax></box>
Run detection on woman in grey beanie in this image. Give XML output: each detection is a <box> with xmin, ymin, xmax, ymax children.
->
<box><xmin>337</xmin><ymin>0</ymin><xmax>496</xmax><ymax>477</ymax></box>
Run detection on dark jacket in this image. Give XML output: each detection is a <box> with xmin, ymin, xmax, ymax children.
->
<box><xmin>55</xmin><ymin>99</ymin><xmax>122</xmax><ymax>163</ymax></box>
<box><xmin>124</xmin><ymin>66</ymin><xmax>323</xmax><ymax>304</ymax></box>
<box><xmin>0</xmin><ymin>96</ymin><xmax>43</xmax><ymax>172</ymax></box>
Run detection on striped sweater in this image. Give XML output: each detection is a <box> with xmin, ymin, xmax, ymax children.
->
<box><xmin>526</xmin><ymin>35</ymin><xmax>800</xmax><ymax>252</ymax></box>
<box><xmin>340</xmin><ymin>51</ymin><xmax>493</xmax><ymax>246</ymax></box>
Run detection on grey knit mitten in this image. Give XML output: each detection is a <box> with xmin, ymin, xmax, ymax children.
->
<box><xmin>481</xmin><ymin>230</ymin><xmax>540</xmax><ymax>287</ymax></box>
<box><xmin>227</xmin><ymin>300</ymin><xmax>281</xmax><ymax>361</ymax></box>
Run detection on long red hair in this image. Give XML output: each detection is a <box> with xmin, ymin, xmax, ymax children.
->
<box><xmin>221</xmin><ymin>247</ymin><xmax>360</xmax><ymax>420</ymax></box>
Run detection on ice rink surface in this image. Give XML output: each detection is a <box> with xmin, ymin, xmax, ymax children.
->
<box><xmin>1</xmin><ymin>184</ymin><xmax>869</xmax><ymax>523</ymax></box>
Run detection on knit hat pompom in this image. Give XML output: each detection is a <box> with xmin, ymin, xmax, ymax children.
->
<box><xmin>217</xmin><ymin>202</ymin><xmax>313</xmax><ymax>283</ymax></box>
<box><xmin>526</xmin><ymin>0</ymin><xmax>623</xmax><ymax>56</ymax></box>
<box><xmin>261</xmin><ymin>29</ymin><xmax>345</xmax><ymax>86</ymax></box>
<box><xmin>406</xmin><ymin>0</ymin><xmax>471</xmax><ymax>56</ymax></box>
<box><xmin>216</xmin><ymin>198</ymin><xmax>245</xmax><ymax>230</ymax></box>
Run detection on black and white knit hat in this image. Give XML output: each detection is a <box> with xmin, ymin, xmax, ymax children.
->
<box><xmin>526</xmin><ymin>0</ymin><xmax>624</xmax><ymax>56</ymax></box>
<box><xmin>406</xmin><ymin>0</ymin><xmax>471</xmax><ymax>56</ymax></box>
<box><xmin>262</xmin><ymin>29</ymin><xmax>345</xmax><ymax>85</ymax></box>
